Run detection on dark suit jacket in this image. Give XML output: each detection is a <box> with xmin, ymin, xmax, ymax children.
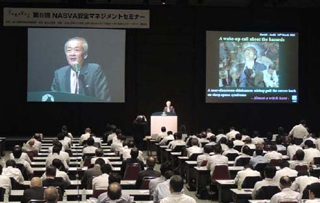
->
<box><xmin>51</xmin><ymin>63</ymin><xmax>111</xmax><ymax>101</ymax></box>
<box><xmin>21</xmin><ymin>187</ymin><xmax>45</xmax><ymax>203</ymax></box>
<box><xmin>238</xmin><ymin>62</ymin><xmax>266</xmax><ymax>88</ymax></box>
<box><xmin>81</xmin><ymin>165</ymin><xmax>102</xmax><ymax>189</ymax></box>
<box><xmin>42</xmin><ymin>177</ymin><xmax>65</xmax><ymax>197</ymax></box>
<box><xmin>135</xmin><ymin>168</ymin><xmax>161</xmax><ymax>188</ymax></box>
<box><xmin>163</xmin><ymin>106</ymin><xmax>175</xmax><ymax>114</ymax></box>
<box><xmin>121</xmin><ymin>158</ymin><xmax>145</xmax><ymax>177</ymax></box>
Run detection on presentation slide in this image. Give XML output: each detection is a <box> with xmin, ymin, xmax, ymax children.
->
<box><xmin>27</xmin><ymin>28</ymin><xmax>125</xmax><ymax>103</ymax></box>
<box><xmin>206</xmin><ymin>31</ymin><xmax>299</xmax><ymax>103</ymax></box>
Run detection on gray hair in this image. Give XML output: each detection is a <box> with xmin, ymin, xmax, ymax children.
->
<box><xmin>64</xmin><ymin>37</ymin><xmax>88</xmax><ymax>55</ymax></box>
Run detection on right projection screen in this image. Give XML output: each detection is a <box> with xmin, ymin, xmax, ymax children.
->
<box><xmin>206</xmin><ymin>31</ymin><xmax>299</xmax><ymax>103</ymax></box>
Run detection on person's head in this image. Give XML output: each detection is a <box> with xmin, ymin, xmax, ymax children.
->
<box><xmin>214</xmin><ymin>144</ymin><xmax>223</xmax><ymax>154</ymax></box>
<box><xmin>295</xmin><ymin>149</ymin><xmax>305</xmax><ymax>161</ymax></box>
<box><xmin>30</xmin><ymin>177</ymin><xmax>42</xmax><ymax>188</ymax></box>
<box><xmin>64</xmin><ymin>37</ymin><xmax>88</xmax><ymax>68</ymax></box>
<box><xmin>94</xmin><ymin>158</ymin><xmax>105</xmax><ymax>167</ymax></box>
<box><xmin>242</xmin><ymin>145</ymin><xmax>250</xmax><ymax>155</ymax></box>
<box><xmin>6</xmin><ymin>159</ymin><xmax>16</xmax><ymax>168</ymax></box>
<box><xmin>160</xmin><ymin>161</ymin><xmax>173</xmax><ymax>176</ymax></box>
<box><xmin>219</xmin><ymin>137</ymin><xmax>227</xmax><ymax>144</ymax></box>
<box><xmin>230</xmin><ymin>126</ymin><xmax>235</xmax><ymax>131</ymax></box>
<box><xmin>209</xmin><ymin>135</ymin><xmax>216</xmax><ymax>143</ymax></box>
<box><xmin>57</xmin><ymin>133</ymin><xmax>64</xmax><ymax>141</ymax></box>
<box><xmin>52</xmin><ymin>145</ymin><xmax>61</xmax><ymax>154</ymax></box>
<box><xmin>207</xmin><ymin>128</ymin><xmax>212</xmax><ymax>133</ymax></box>
<box><xmin>167</xmin><ymin>131</ymin><xmax>173</xmax><ymax>136</ymax></box>
<box><xmin>180</xmin><ymin>125</ymin><xmax>187</xmax><ymax>134</ymax></box>
<box><xmin>227</xmin><ymin>140</ymin><xmax>234</xmax><ymax>149</ymax></box>
<box><xmin>218</xmin><ymin>128</ymin><xmax>224</xmax><ymax>134</ymax></box>
<box><xmin>95</xmin><ymin>148</ymin><xmax>104</xmax><ymax>157</ymax></box>
<box><xmin>111</xmin><ymin>125</ymin><xmax>117</xmax><ymax>133</ymax></box>
<box><xmin>146</xmin><ymin>156</ymin><xmax>156</xmax><ymax>168</ymax></box>
<box><xmin>54</xmin><ymin>142</ymin><xmax>63</xmax><ymax>151</ymax></box>
<box><xmin>87</xmin><ymin>137</ymin><xmax>94</xmax><ymax>146</ymax></box>
<box><xmin>127</xmin><ymin>140</ymin><xmax>135</xmax><ymax>148</ymax></box>
<box><xmin>278</xmin><ymin>126</ymin><xmax>285</xmax><ymax>135</ymax></box>
<box><xmin>243</xmin><ymin>46</ymin><xmax>257</xmax><ymax>62</ymax></box>
<box><xmin>164</xmin><ymin>170</ymin><xmax>174</xmax><ymax>180</ymax></box>
<box><xmin>130</xmin><ymin>148</ymin><xmax>139</xmax><ymax>159</ymax></box>
<box><xmin>253</xmin><ymin>130</ymin><xmax>260</xmax><ymax>137</ymax></box>
<box><xmin>161</xmin><ymin>126</ymin><xmax>166</xmax><ymax>133</ymax></box>
<box><xmin>255</xmin><ymin>147</ymin><xmax>263</xmax><ymax>156</ymax></box>
<box><xmin>108</xmin><ymin>182</ymin><xmax>122</xmax><ymax>200</ymax></box>
<box><xmin>84</xmin><ymin>127</ymin><xmax>91</xmax><ymax>134</ymax></box>
<box><xmin>101</xmin><ymin>164</ymin><xmax>112</xmax><ymax>174</ymax></box>
<box><xmin>33</xmin><ymin>133</ymin><xmax>42</xmax><ymax>142</ymax></box>
<box><xmin>109</xmin><ymin>172</ymin><xmax>122</xmax><ymax>184</ymax></box>
<box><xmin>270</xmin><ymin>144</ymin><xmax>277</xmax><ymax>151</ymax></box>
<box><xmin>44</xmin><ymin>186</ymin><xmax>60</xmax><ymax>203</ymax></box>
<box><xmin>279</xmin><ymin>176</ymin><xmax>292</xmax><ymax>189</ymax></box>
<box><xmin>61</xmin><ymin>125</ymin><xmax>68</xmax><ymax>132</ymax></box>
<box><xmin>305</xmin><ymin>140</ymin><xmax>314</xmax><ymax>148</ymax></box>
<box><xmin>309</xmin><ymin>183</ymin><xmax>320</xmax><ymax>199</ymax></box>
<box><xmin>45</xmin><ymin>166</ymin><xmax>57</xmax><ymax>178</ymax></box>
<box><xmin>267</xmin><ymin>64</ymin><xmax>276</xmax><ymax>75</ymax></box>
<box><xmin>264</xmin><ymin>165</ymin><xmax>276</xmax><ymax>179</ymax></box>
<box><xmin>244</xmin><ymin>137</ymin><xmax>252</xmax><ymax>144</ymax></box>
<box><xmin>235</xmin><ymin>133</ymin><xmax>242</xmax><ymax>140</ymax></box>
<box><xmin>52</xmin><ymin>159</ymin><xmax>64</xmax><ymax>170</ymax></box>
<box><xmin>175</xmin><ymin>132</ymin><xmax>182</xmax><ymax>140</ymax></box>
<box><xmin>191</xmin><ymin>138</ymin><xmax>199</xmax><ymax>146</ymax></box>
<box><xmin>169</xmin><ymin>175</ymin><xmax>184</xmax><ymax>193</ymax></box>
<box><xmin>28</xmin><ymin>139</ymin><xmax>35</xmax><ymax>147</ymax></box>
<box><xmin>12</xmin><ymin>147</ymin><xmax>22</xmax><ymax>159</ymax></box>
<box><xmin>115</xmin><ymin>129</ymin><xmax>122</xmax><ymax>136</ymax></box>
<box><xmin>203</xmin><ymin>145</ymin><xmax>212</xmax><ymax>154</ymax></box>
<box><xmin>300</xmin><ymin>120</ymin><xmax>307</xmax><ymax>127</ymax></box>
<box><xmin>166</xmin><ymin>101</ymin><xmax>171</xmax><ymax>107</ymax></box>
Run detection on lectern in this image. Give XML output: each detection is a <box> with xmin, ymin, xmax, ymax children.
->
<box><xmin>150</xmin><ymin>112</ymin><xmax>177</xmax><ymax>135</ymax></box>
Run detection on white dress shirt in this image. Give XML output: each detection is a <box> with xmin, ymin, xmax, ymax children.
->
<box><xmin>270</xmin><ymin>188</ymin><xmax>301</xmax><ymax>203</ymax></box>
<box><xmin>45</xmin><ymin>153</ymin><xmax>69</xmax><ymax>169</ymax></box>
<box><xmin>289</xmin><ymin>160</ymin><xmax>309</xmax><ymax>169</ymax></box>
<box><xmin>289</xmin><ymin>124</ymin><xmax>308</xmax><ymax>139</ymax></box>
<box><xmin>0</xmin><ymin>175</ymin><xmax>12</xmax><ymax>190</ymax></box>
<box><xmin>10</xmin><ymin>152</ymin><xmax>31</xmax><ymax>164</ymax></box>
<box><xmin>12</xmin><ymin>158</ymin><xmax>33</xmax><ymax>174</ymax></box>
<box><xmin>216</xmin><ymin>134</ymin><xmax>227</xmax><ymax>143</ymax></box>
<box><xmin>252</xmin><ymin>178</ymin><xmax>279</xmax><ymax>199</ymax></box>
<box><xmin>226</xmin><ymin>130</ymin><xmax>240</xmax><ymax>140</ymax></box>
<box><xmin>2</xmin><ymin>166</ymin><xmax>24</xmax><ymax>183</ymax></box>
<box><xmin>252</xmin><ymin>137</ymin><xmax>265</xmax><ymax>144</ymax></box>
<box><xmin>159</xmin><ymin>134</ymin><xmax>175</xmax><ymax>145</ymax></box>
<box><xmin>233</xmin><ymin>140</ymin><xmax>245</xmax><ymax>147</ymax></box>
<box><xmin>186</xmin><ymin>146</ymin><xmax>203</xmax><ymax>158</ymax></box>
<box><xmin>107</xmin><ymin>133</ymin><xmax>117</xmax><ymax>143</ymax></box>
<box><xmin>80</xmin><ymin>133</ymin><xmax>91</xmax><ymax>145</ymax></box>
<box><xmin>291</xmin><ymin>175</ymin><xmax>320</xmax><ymax>195</ymax></box>
<box><xmin>207</xmin><ymin>154</ymin><xmax>228</xmax><ymax>175</ymax></box>
<box><xmin>287</xmin><ymin>144</ymin><xmax>302</xmax><ymax>160</ymax></box>
<box><xmin>41</xmin><ymin>168</ymin><xmax>71</xmax><ymax>186</ymax></box>
<box><xmin>234</xmin><ymin>168</ymin><xmax>261</xmax><ymax>185</ymax></box>
<box><xmin>264</xmin><ymin>151</ymin><xmax>283</xmax><ymax>162</ymax></box>
<box><xmin>274</xmin><ymin>167</ymin><xmax>298</xmax><ymax>184</ymax></box>
<box><xmin>121</xmin><ymin>148</ymin><xmax>145</xmax><ymax>162</ymax></box>
<box><xmin>91</xmin><ymin>157</ymin><xmax>112</xmax><ymax>166</ymax></box>
<box><xmin>305</xmin><ymin>199</ymin><xmax>320</xmax><ymax>203</ymax></box>
<box><xmin>197</xmin><ymin>153</ymin><xmax>211</xmax><ymax>167</ymax></box>
<box><xmin>70</xmin><ymin>68</ymin><xmax>78</xmax><ymax>94</ymax></box>
<box><xmin>160</xmin><ymin>192</ymin><xmax>196</xmax><ymax>203</ymax></box>
<box><xmin>222</xmin><ymin>148</ymin><xmax>240</xmax><ymax>156</ymax></box>
<box><xmin>92</xmin><ymin>173</ymin><xmax>109</xmax><ymax>190</ymax></box>
<box><xmin>234</xmin><ymin>154</ymin><xmax>251</xmax><ymax>165</ymax></box>
<box><xmin>316</xmin><ymin>138</ymin><xmax>320</xmax><ymax>151</ymax></box>
<box><xmin>304</xmin><ymin>148</ymin><xmax>320</xmax><ymax>164</ymax></box>
<box><xmin>149</xmin><ymin>176</ymin><xmax>166</xmax><ymax>196</ymax></box>
<box><xmin>154</xmin><ymin>179</ymin><xmax>170</xmax><ymax>203</ymax></box>
<box><xmin>168</xmin><ymin>140</ymin><xmax>186</xmax><ymax>150</ymax></box>
<box><xmin>83</xmin><ymin>146</ymin><xmax>98</xmax><ymax>154</ymax></box>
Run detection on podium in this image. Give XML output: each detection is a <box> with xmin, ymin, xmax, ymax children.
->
<box><xmin>150</xmin><ymin>112</ymin><xmax>178</xmax><ymax>135</ymax></box>
<box><xmin>27</xmin><ymin>91</ymin><xmax>104</xmax><ymax>102</ymax></box>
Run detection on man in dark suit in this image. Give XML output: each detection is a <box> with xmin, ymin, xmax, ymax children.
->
<box><xmin>81</xmin><ymin>158</ymin><xmax>105</xmax><ymax>189</ymax></box>
<box><xmin>237</xmin><ymin>46</ymin><xmax>266</xmax><ymax>88</ymax></box>
<box><xmin>121</xmin><ymin>148</ymin><xmax>145</xmax><ymax>178</ymax></box>
<box><xmin>42</xmin><ymin>166</ymin><xmax>65</xmax><ymax>199</ymax></box>
<box><xmin>51</xmin><ymin>37</ymin><xmax>111</xmax><ymax>102</ymax></box>
<box><xmin>163</xmin><ymin>101</ymin><xmax>176</xmax><ymax>114</ymax></box>
<box><xmin>135</xmin><ymin>156</ymin><xmax>161</xmax><ymax>188</ymax></box>
<box><xmin>21</xmin><ymin>177</ymin><xmax>45</xmax><ymax>203</ymax></box>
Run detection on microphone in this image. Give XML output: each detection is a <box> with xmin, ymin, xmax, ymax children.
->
<box><xmin>74</xmin><ymin>62</ymin><xmax>80</xmax><ymax>74</ymax></box>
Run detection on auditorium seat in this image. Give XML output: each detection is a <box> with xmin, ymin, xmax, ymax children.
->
<box><xmin>93</xmin><ymin>189</ymin><xmax>107</xmax><ymax>198</ymax></box>
<box><xmin>140</xmin><ymin>176</ymin><xmax>157</xmax><ymax>189</ymax></box>
<box><xmin>295</xmin><ymin>165</ymin><xmax>308</xmax><ymax>172</ymax></box>
<box><xmin>189</xmin><ymin>153</ymin><xmax>203</xmax><ymax>161</ymax></box>
<box><xmin>270</xmin><ymin>159</ymin><xmax>282</xmax><ymax>167</ymax></box>
<box><xmin>241</xmin><ymin>176</ymin><xmax>262</xmax><ymax>188</ymax></box>
<box><xmin>211</xmin><ymin>165</ymin><xmax>230</xmax><ymax>184</ymax></box>
<box><xmin>256</xmin><ymin>185</ymin><xmax>281</xmax><ymax>199</ymax></box>
<box><xmin>123</xmin><ymin>163</ymin><xmax>141</xmax><ymax>180</ymax></box>
<box><xmin>225</xmin><ymin>153</ymin><xmax>239</xmax><ymax>161</ymax></box>
<box><xmin>234</xmin><ymin>157</ymin><xmax>251</xmax><ymax>166</ymax></box>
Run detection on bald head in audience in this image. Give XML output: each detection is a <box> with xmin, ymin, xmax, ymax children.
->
<box><xmin>279</xmin><ymin>176</ymin><xmax>292</xmax><ymax>189</ymax></box>
<box><xmin>30</xmin><ymin>177</ymin><xmax>42</xmax><ymax>187</ymax></box>
<box><xmin>44</xmin><ymin>186</ymin><xmax>59</xmax><ymax>203</ymax></box>
<box><xmin>146</xmin><ymin>156</ymin><xmax>156</xmax><ymax>168</ymax></box>
<box><xmin>108</xmin><ymin>182</ymin><xmax>122</xmax><ymax>200</ymax></box>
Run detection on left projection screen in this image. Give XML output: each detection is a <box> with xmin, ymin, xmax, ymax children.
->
<box><xmin>27</xmin><ymin>28</ymin><xmax>125</xmax><ymax>103</ymax></box>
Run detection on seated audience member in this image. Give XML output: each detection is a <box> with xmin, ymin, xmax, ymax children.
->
<box><xmin>12</xmin><ymin>146</ymin><xmax>33</xmax><ymax>176</ymax></box>
<box><xmin>290</xmin><ymin>149</ymin><xmax>309</xmax><ymax>169</ymax></box>
<box><xmin>274</xmin><ymin>162</ymin><xmax>298</xmax><ymax>184</ymax></box>
<box><xmin>120</xmin><ymin>148</ymin><xmax>144</xmax><ymax>177</ymax></box>
<box><xmin>207</xmin><ymin>145</ymin><xmax>228</xmax><ymax>175</ymax></box>
<box><xmin>46</xmin><ymin>145</ymin><xmax>69</xmax><ymax>169</ymax></box>
<box><xmin>97</xmin><ymin>173</ymin><xmax>132</xmax><ymax>203</ymax></box>
<box><xmin>287</xmin><ymin>138</ymin><xmax>303</xmax><ymax>160</ymax></box>
<box><xmin>250</xmin><ymin>147</ymin><xmax>268</xmax><ymax>169</ymax></box>
<box><xmin>44</xmin><ymin>186</ymin><xmax>60</xmax><ymax>203</ymax></box>
<box><xmin>216</xmin><ymin>129</ymin><xmax>227</xmax><ymax>143</ymax></box>
<box><xmin>168</xmin><ymin>132</ymin><xmax>186</xmax><ymax>150</ymax></box>
<box><xmin>186</xmin><ymin>138</ymin><xmax>203</xmax><ymax>158</ymax></box>
<box><xmin>270</xmin><ymin>176</ymin><xmax>301</xmax><ymax>203</ymax></box>
<box><xmin>206</xmin><ymin>128</ymin><xmax>215</xmax><ymax>138</ymax></box>
<box><xmin>234</xmin><ymin>164</ymin><xmax>260</xmax><ymax>186</ymax></box>
<box><xmin>264</xmin><ymin>145</ymin><xmax>282</xmax><ymax>163</ymax></box>
<box><xmin>149</xmin><ymin>161</ymin><xmax>173</xmax><ymax>196</ymax></box>
<box><xmin>241</xmin><ymin>129</ymin><xmax>250</xmax><ymax>141</ymax></box>
<box><xmin>2</xmin><ymin>160</ymin><xmax>24</xmax><ymax>183</ymax></box>
<box><xmin>291</xmin><ymin>171</ymin><xmax>320</xmax><ymax>196</ymax></box>
<box><xmin>252</xmin><ymin>164</ymin><xmax>278</xmax><ymax>199</ymax></box>
<box><xmin>51</xmin><ymin>142</ymin><xmax>70</xmax><ymax>165</ymax></box>
<box><xmin>10</xmin><ymin>145</ymin><xmax>31</xmax><ymax>164</ymax></box>
<box><xmin>42</xmin><ymin>166</ymin><xmax>65</xmax><ymax>197</ymax></box>
<box><xmin>48</xmin><ymin>138</ymin><xmax>66</xmax><ymax>154</ymax></box>
<box><xmin>106</xmin><ymin>125</ymin><xmax>117</xmax><ymax>144</ymax></box>
<box><xmin>42</xmin><ymin>159</ymin><xmax>71</xmax><ymax>187</ymax></box>
<box><xmin>151</xmin><ymin>126</ymin><xmax>167</xmax><ymax>141</ymax></box>
<box><xmin>219</xmin><ymin>137</ymin><xmax>229</xmax><ymax>152</ymax></box>
<box><xmin>159</xmin><ymin>131</ymin><xmax>174</xmax><ymax>146</ymax></box>
<box><xmin>305</xmin><ymin>182</ymin><xmax>320</xmax><ymax>203</ymax></box>
<box><xmin>0</xmin><ymin>172</ymin><xmax>11</xmax><ymax>191</ymax></box>
<box><xmin>275</xmin><ymin>135</ymin><xmax>286</xmax><ymax>151</ymax></box>
<box><xmin>199</xmin><ymin>131</ymin><xmax>209</xmax><ymax>146</ymax></box>
<box><xmin>234</xmin><ymin>145</ymin><xmax>251</xmax><ymax>165</ymax></box>
<box><xmin>91</xmin><ymin>148</ymin><xmax>112</xmax><ymax>166</ymax></box>
<box><xmin>315</xmin><ymin>133</ymin><xmax>320</xmax><ymax>151</ymax></box>
<box><xmin>136</xmin><ymin>156</ymin><xmax>161</xmax><ymax>188</ymax></box>
<box><xmin>81</xmin><ymin>158</ymin><xmax>105</xmax><ymax>189</ymax></box>
<box><xmin>21</xmin><ymin>177</ymin><xmax>45</xmax><ymax>203</ymax></box>
<box><xmin>24</xmin><ymin>139</ymin><xmax>39</xmax><ymax>153</ymax></box>
<box><xmin>243</xmin><ymin>137</ymin><xmax>256</xmax><ymax>150</ymax></box>
<box><xmin>154</xmin><ymin>170</ymin><xmax>175</xmax><ymax>203</ymax></box>
<box><xmin>160</xmin><ymin>175</ymin><xmax>196</xmax><ymax>203</ymax></box>
<box><xmin>206</xmin><ymin>135</ymin><xmax>217</xmax><ymax>146</ymax></box>
<box><xmin>222</xmin><ymin>140</ymin><xmax>240</xmax><ymax>157</ymax></box>
<box><xmin>79</xmin><ymin>127</ymin><xmax>92</xmax><ymax>145</ymax></box>
<box><xmin>252</xmin><ymin>131</ymin><xmax>265</xmax><ymax>144</ymax></box>
<box><xmin>304</xmin><ymin>140</ymin><xmax>320</xmax><ymax>164</ymax></box>
<box><xmin>111</xmin><ymin>134</ymin><xmax>126</xmax><ymax>153</ymax></box>
<box><xmin>57</xmin><ymin>133</ymin><xmax>70</xmax><ymax>151</ymax></box>
<box><xmin>233</xmin><ymin>133</ymin><xmax>245</xmax><ymax>147</ymax></box>
<box><xmin>83</xmin><ymin>137</ymin><xmax>98</xmax><ymax>154</ymax></box>
<box><xmin>197</xmin><ymin>145</ymin><xmax>212</xmax><ymax>167</ymax></box>
<box><xmin>301</xmin><ymin>133</ymin><xmax>316</xmax><ymax>148</ymax></box>
<box><xmin>121</xmin><ymin>141</ymin><xmax>145</xmax><ymax>162</ymax></box>
<box><xmin>61</xmin><ymin>125</ymin><xmax>73</xmax><ymax>140</ymax></box>
<box><xmin>226</xmin><ymin>126</ymin><xmax>240</xmax><ymax>140</ymax></box>
<box><xmin>92</xmin><ymin>164</ymin><xmax>112</xmax><ymax>191</ymax></box>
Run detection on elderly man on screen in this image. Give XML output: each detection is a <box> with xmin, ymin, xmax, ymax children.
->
<box><xmin>51</xmin><ymin>37</ymin><xmax>111</xmax><ymax>101</ymax></box>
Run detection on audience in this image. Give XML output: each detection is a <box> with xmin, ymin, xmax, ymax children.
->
<box><xmin>289</xmin><ymin>149</ymin><xmax>308</xmax><ymax>169</ymax></box>
<box><xmin>79</xmin><ymin>127</ymin><xmax>92</xmax><ymax>145</ymax></box>
<box><xmin>81</xmin><ymin>158</ymin><xmax>105</xmax><ymax>189</ymax></box>
<box><xmin>168</xmin><ymin>132</ymin><xmax>186</xmax><ymax>150</ymax></box>
<box><xmin>153</xmin><ymin>170</ymin><xmax>175</xmax><ymax>203</ymax></box>
<box><xmin>252</xmin><ymin>164</ymin><xmax>278</xmax><ymax>199</ymax></box>
<box><xmin>9</xmin><ymin>145</ymin><xmax>31</xmax><ymax>164</ymax></box>
<box><xmin>274</xmin><ymin>162</ymin><xmax>298</xmax><ymax>184</ymax></box>
<box><xmin>234</xmin><ymin>164</ymin><xmax>260</xmax><ymax>186</ymax></box>
<box><xmin>291</xmin><ymin>171</ymin><xmax>320</xmax><ymax>196</ymax></box>
<box><xmin>149</xmin><ymin>161</ymin><xmax>173</xmax><ymax>196</ymax></box>
<box><xmin>186</xmin><ymin>138</ymin><xmax>203</xmax><ymax>158</ymax></box>
<box><xmin>249</xmin><ymin>147</ymin><xmax>267</xmax><ymax>169</ymax></box>
<box><xmin>136</xmin><ymin>156</ymin><xmax>161</xmax><ymax>189</ymax></box>
<box><xmin>197</xmin><ymin>145</ymin><xmax>212</xmax><ymax>166</ymax></box>
<box><xmin>121</xmin><ymin>148</ymin><xmax>144</xmax><ymax>177</ymax></box>
<box><xmin>270</xmin><ymin>176</ymin><xmax>301</xmax><ymax>203</ymax></box>
<box><xmin>305</xmin><ymin>182</ymin><xmax>320</xmax><ymax>203</ymax></box>
<box><xmin>92</xmin><ymin>163</ymin><xmax>112</xmax><ymax>190</ymax></box>
<box><xmin>207</xmin><ymin>145</ymin><xmax>228</xmax><ymax>175</ymax></box>
<box><xmin>46</xmin><ymin>145</ymin><xmax>69</xmax><ymax>170</ymax></box>
<box><xmin>2</xmin><ymin>159</ymin><xmax>24</xmax><ymax>183</ymax></box>
<box><xmin>21</xmin><ymin>177</ymin><xmax>45</xmax><ymax>203</ymax></box>
<box><xmin>304</xmin><ymin>140</ymin><xmax>320</xmax><ymax>164</ymax></box>
<box><xmin>83</xmin><ymin>137</ymin><xmax>98</xmax><ymax>154</ymax></box>
<box><xmin>44</xmin><ymin>186</ymin><xmax>60</xmax><ymax>203</ymax></box>
<box><xmin>42</xmin><ymin>158</ymin><xmax>71</xmax><ymax>187</ymax></box>
<box><xmin>42</xmin><ymin>166</ymin><xmax>65</xmax><ymax>198</ymax></box>
<box><xmin>11</xmin><ymin>146</ymin><xmax>33</xmax><ymax>176</ymax></box>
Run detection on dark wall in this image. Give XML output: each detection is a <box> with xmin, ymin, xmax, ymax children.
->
<box><xmin>0</xmin><ymin>4</ymin><xmax>319</xmax><ymax>138</ymax></box>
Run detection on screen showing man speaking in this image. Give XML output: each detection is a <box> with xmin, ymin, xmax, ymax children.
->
<box><xmin>206</xmin><ymin>31</ymin><xmax>298</xmax><ymax>103</ymax></box>
<box><xmin>27</xmin><ymin>28</ymin><xmax>125</xmax><ymax>103</ymax></box>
